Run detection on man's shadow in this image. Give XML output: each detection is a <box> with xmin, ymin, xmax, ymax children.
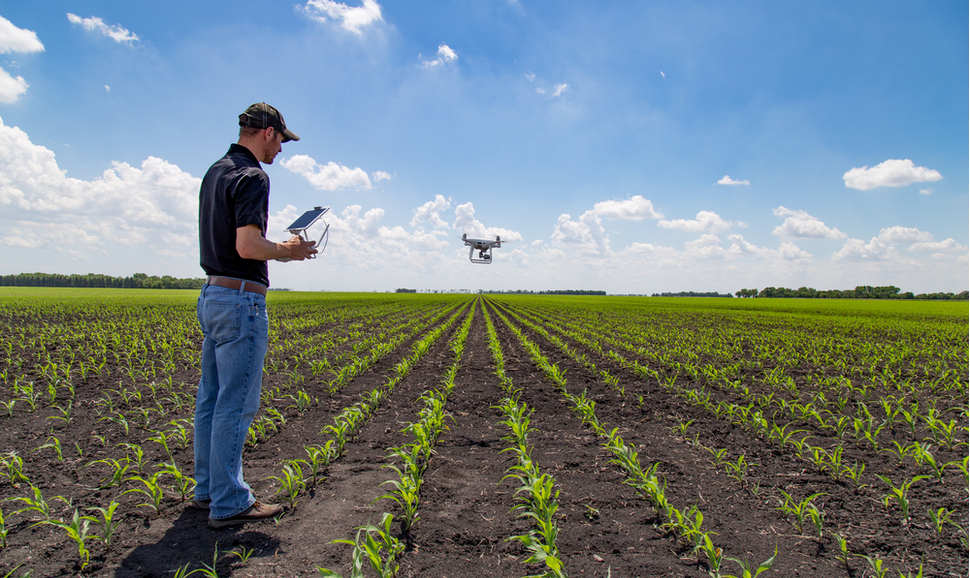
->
<box><xmin>115</xmin><ymin>507</ymin><xmax>282</xmax><ymax>577</ymax></box>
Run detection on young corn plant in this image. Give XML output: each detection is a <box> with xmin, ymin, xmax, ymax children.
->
<box><xmin>42</xmin><ymin>509</ymin><xmax>95</xmax><ymax>569</ymax></box>
<box><xmin>694</xmin><ymin>532</ymin><xmax>724</xmax><ymax>578</ymax></box>
<box><xmin>318</xmin><ymin>512</ymin><xmax>405</xmax><ymax>578</ymax></box>
<box><xmin>123</xmin><ymin>473</ymin><xmax>166</xmax><ymax>516</ymax></box>
<box><xmin>86</xmin><ymin>500</ymin><xmax>122</xmax><ymax>549</ymax></box>
<box><xmin>775</xmin><ymin>490</ymin><xmax>826</xmax><ymax>536</ymax></box>
<box><xmin>876</xmin><ymin>474</ymin><xmax>930</xmax><ymax>524</ymax></box>
<box><xmin>724</xmin><ymin>546</ymin><xmax>777</xmax><ymax>578</ymax></box>
<box><xmin>269</xmin><ymin>461</ymin><xmax>307</xmax><ymax>509</ymax></box>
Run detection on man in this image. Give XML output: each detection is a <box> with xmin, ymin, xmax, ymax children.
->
<box><xmin>194</xmin><ymin>102</ymin><xmax>317</xmax><ymax>529</ymax></box>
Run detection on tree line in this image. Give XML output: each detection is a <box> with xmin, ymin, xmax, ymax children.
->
<box><xmin>0</xmin><ymin>272</ymin><xmax>206</xmax><ymax>290</ymax></box>
<box><xmin>735</xmin><ymin>285</ymin><xmax>969</xmax><ymax>300</ymax></box>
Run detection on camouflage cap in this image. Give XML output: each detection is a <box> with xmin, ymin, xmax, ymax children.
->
<box><xmin>238</xmin><ymin>102</ymin><xmax>300</xmax><ymax>142</ymax></box>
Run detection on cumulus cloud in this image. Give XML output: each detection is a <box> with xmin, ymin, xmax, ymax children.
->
<box><xmin>421</xmin><ymin>44</ymin><xmax>457</xmax><ymax>68</ymax></box>
<box><xmin>0</xmin><ymin>68</ymin><xmax>28</xmax><ymax>104</ymax></box>
<box><xmin>908</xmin><ymin>239</ymin><xmax>966</xmax><ymax>253</ymax></box>
<box><xmin>832</xmin><ymin>238</ymin><xmax>897</xmax><ymax>261</ymax></box>
<box><xmin>658</xmin><ymin>210</ymin><xmax>740</xmax><ymax>234</ymax></box>
<box><xmin>0</xmin><ymin>16</ymin><xmax>43</xmax><ymax>104</ymax></box>
<box><xmin>716</xmin><ymin>175</ymin><xmax>749</xmax><ymax>186</ymax></box>
<box><xmin>453</xmin><ymin>202</ymin><xmax>522</xmax><ymax>241</ymax></box>
<box><xmin>591</xmin><ymin>195</ymin><xmax>662</xmax><ymax>220</ymax></box>
<box><xmin>875</xmin><ymin>226</ymin><xmax>933</xmax><ymax>244</ymax></box>
<box><xmin>771</xmin><ymin>206</ymin><xmax>846</xmax><ymax>239</ymax></box>
<box><xmin>67</xmin><ymin>14</ymin><xmax>140</xmax><ymax>44</ymax></box>
<box><xmin>727</xmin><ymin>234</ymin><xmax>812</xmax><ymax>262</ymax></box>
<box><xmin>372</xmin><ymin>170</ymin><xmax>391</xmax><ymax>182</ymax></box>
<box><xmin>0</xmin><ymin>16</ymin><xmax>44</xmax><ymax>54</ymax></box>
<box><xmin>843</xmin><ymin>159</ymin><xmax>943</xmax><ymax>191</ymax></box>
<box><xmin>410</xmin><ymin>195</ymin><xmax>451</xmax><ymax>229</ymax></box>
<box><xmin>551</xmin><ymin>195</ymin><xmax>663</xmax><ymax>257</ymax></box>
<box><xmin>0</xmin><ymin>116</ymin><xmax>198</xmax><ymax>255</ymax></box>
<box><xmin>280</xmin><ymin>154</ymin><xmax>373</xmax><ymax>190</ymax></box>
<box><xmin>300</xmin><ymin>0</ymin><xmax>383</xmax><ymax>35</ymax></box>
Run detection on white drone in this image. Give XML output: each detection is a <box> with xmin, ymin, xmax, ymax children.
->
<box><xmin>462</xmin><ymin>233</ymin><xmax>502</xmax><ymax>264</ymax></box>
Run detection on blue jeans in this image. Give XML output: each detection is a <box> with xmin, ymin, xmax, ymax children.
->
<box><xmin>194</xmin><ymin>284</ymin><xmax>268</xmax><ymax>519</ymax></box>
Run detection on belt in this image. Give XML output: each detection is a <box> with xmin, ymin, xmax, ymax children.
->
<box><xmin>206</xmin><ymin>276</ymin><xmax>267</xmax><ymax>296</ymax></box>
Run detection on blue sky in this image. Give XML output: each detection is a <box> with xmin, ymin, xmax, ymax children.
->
<box><xmin>0</xmin><ymin>1</ymin><xmax>966</xmax><ymax>293</ymax></box>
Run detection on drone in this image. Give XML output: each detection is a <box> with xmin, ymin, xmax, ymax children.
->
<box><xmin>462</xmin><ymin>233</ymin><xmax>502</xmax><ymax>264</ymax></box>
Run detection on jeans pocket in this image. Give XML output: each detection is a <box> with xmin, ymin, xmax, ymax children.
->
<box><xmin>203</xmin><ymin>301</ymin><xmax>241</xmax><ymax>344</ymax></box>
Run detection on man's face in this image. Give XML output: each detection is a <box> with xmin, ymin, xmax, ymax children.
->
<box><xmin>261</xmin><ymin>128</ymin><xmax>285</xmax><ymax>164</ymax></box>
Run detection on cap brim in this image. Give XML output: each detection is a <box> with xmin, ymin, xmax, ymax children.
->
<box><xmin>281</xmin><ymin>128</ymin><xmax>299</xmax><ymax>143</ymax></box>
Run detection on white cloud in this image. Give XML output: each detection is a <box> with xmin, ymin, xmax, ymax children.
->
<box><xmin>658</xmin><ymin>210</ymin><xmax>739</xmax><ymax>233</ymax></box>
<box><xmin>280</xmin><ymin>154</ymin><xmax>372</xmax><ymax>190</ymax></box>
<box><xmin>453</xmin><ymin>201</ymin><xmax>522</xmax><ymax>241</ymax></box>
<box><xmin>0</xmin><ymin>68</ymin><xmax>28</xmax><ymax>104</ymax></box>
<box><xmin>716</xmin><ymin>175</ymin><xmax>750</xmax><ymax>186</ymax></box>
<box><xmin>832</xmin><ymin>237</ymin><xmax>897</xmax><ymax>261</ymax></box>
<box><xmin>67</xmin><ymin>14</ymin><xmax>140</xmax><ymax>44</ymax></box>
<box><xmin>591</xmin><ymin>195</ymin><xmax>662</xmax><ymax>220</ymax></box>
<box><xmin>0</xmin><ymin>16</ymin><xmax>44</xmax><ymax>54</ymax></box>
<box><xmin>727</xmin><ymin>234</ymin><xmax>813</xmax><ymax>262</ymax></box>
<box><xmin>410</xmin><ymin>195</ymin><xmax>451</xmax><ymax>229</ymax></box>
<box><xmin>300</xmin><ymin>0</ymin><xmax>383</xmax><ymax>35</ymax></box>
<box><xmin>875</xmin><ymin>226</ymin><xmax>933</xmax><ymax>244</ymax></box>
<box><xmin>421</xmin><ymin>44</ymin><xmax>457</xmax><ymax>68</ymax></box>
<box><xmin>372</xmin><ymin>170</ymin><xmax>390</xmax><ymax>182</ymax></box>
<box><xmin>843</xmin><ymin>159</ymin><xmax>943</xmax><ymax>190</ymax></box>
<box><xmin>551</xmin><ymin>212</ymin><xmax>609</xmax><ymax>256</ymax></box>
<box><xmin>551</xmin><ymin>195</ymin><xmax>662</xmax><ymax>257</ymax></box>
<box><xmin>908</xmin><ymin>239</ymin><xmax>966</xmax><ymax>253</ymax></box>
<box><xmin>552</xmin><ymin>83</ymin><xmax>569</xmax><ymax>97</ymax></box>
<box><xmin>0</xmin><ymin>116</ymin><xmax>198</xmax><ymax>255</ymax></box>
<box><xmin>771</xmin><ymin>206</ymin><xmax>846</xmax><ymax>239</ymax></box>
<box><xmin>833</xmin><ymin>225</ymin><xmax>966</xmax><ymax>262</ymax></box>
<box><xmin>919</xmin><ymin>188</ymin><xmax>933</xmax><ymax>195</ymax></box>
<box><xmin>0</xmin><ymin>16</ymin><xmax>43</xmax><ymax>104</ymax></box>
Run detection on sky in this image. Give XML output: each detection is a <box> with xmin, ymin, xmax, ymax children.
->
<box><xmin>0</xmin><ymin>1</ymin><xmax>966</xmax><ymax>294</ymax></box>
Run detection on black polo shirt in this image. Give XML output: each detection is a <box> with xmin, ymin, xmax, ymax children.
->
<box><xmin>199</xmin><ymin>143</ymin><xmax>271</xmax><ymax>287</ymax></box>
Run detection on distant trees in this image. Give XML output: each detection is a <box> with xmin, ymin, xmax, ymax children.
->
<box><xmin>735</xmin><ymin>285</ymin><xmax>967</xmax><ymax>301</ymax></box>
<box><xmin>0</xmin><ymin>272</ymin><xmax>206</xmax><ymax>290</ymax></box>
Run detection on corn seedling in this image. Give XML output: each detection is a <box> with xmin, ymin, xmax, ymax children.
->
<box><xmin>42</xmin><ymin>509</ymin><xmax>94</xmax><ymax>569</ymax></box>
<box><xmin>123</xmin><ymin>473</ymin><xmax>166</xmax><ymax>516</ymax></box>
<box><xmin>0</xmin><ymin>453</ymin><xmax>29</xmax><ymax>486</ymax></box>
<box><xmin>831</xmin><ymin>532</ymin><xmax>851</xmax><ymax>573</ymax></box>
<box><xmin>694</xmin><ymin>532</ymin><xmax>724</xmax><ymax>578</ymax></box>
<box><xmin>855</xmin><ymin>553</ymin><xmax>888</xmax><ymax>578</ymax></box>
<box><xmin>269</xmin><ymin>461</ymin><xmax>307</xmax><ymax>509</ymax></box>
<box><xmin>85</xmin><ymin>500</ymin><xmax>121</xmax><ymax>548</ymax></box>
<box><xmin>876</xmin><ymin>474</ymin><xmax>930</xmax><ymax>524</ymax></box>
<box><xmin>724</xmin><ymin>546</ymin><xmax>776</xmax><ymax>578</ymax></box>
<box><xmin>32</xmin><ymin>436</ymin><xmax>63</xmax><ymax>461</ymax></box>
<box><xmin>319</xmin><ymin>512</ymin><xmax>405</xmax><ymax>578</ymax></box>
<box><xmin>775</xmin><ymin>490</ymin><xmax>826</xmax><ymax>535</ymax></box>
<box><xmin>158</xmin><ymin>460</ymin><xmax>196</xmax><ymax>501</ymax></box>
<box><xmin>8</xmin><ymin>485</ymin><xmax>58</xmax><ymax>523</ymax></box>
<box><xmin>86</xmin><ymin>458</ymin><xmax>131</xmax><ymax>489</ymax></box>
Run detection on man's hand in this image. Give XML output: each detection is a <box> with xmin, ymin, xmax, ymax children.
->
<box><xmin>236</xmin><ymin>225</ymin><xmax>318</xmax><ymax>262</ymax></box>
<box><xmin>278</xmin><ymin>235</ymin><xmax>318</xmax><ymax>261</ymax></box>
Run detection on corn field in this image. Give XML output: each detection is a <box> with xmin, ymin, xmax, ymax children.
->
<box><xmin>0</xmin><ymin>288</ymin><xmax>965</xmax><ymax>577</ymax></box>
